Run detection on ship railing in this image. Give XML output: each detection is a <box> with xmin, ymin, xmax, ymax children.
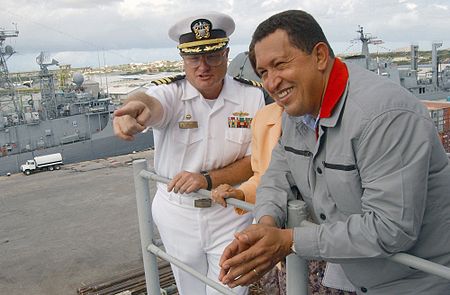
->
<box><xmin>132</xmin><ymin>159</ymin><xmax>450</xmax><ymax>295</ymax></box>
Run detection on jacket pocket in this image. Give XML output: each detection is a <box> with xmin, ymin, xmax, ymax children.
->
<box><xmin>225</xmin><ymin>128</ymin><xmax>252</xmax><ymax>145</ymax></box>
<box><xmin>323</xmin><ymin>162</ymin><xmax>356</xmax><ymax>171</ymax></box>
<box><xmin>284</xmin><ymin>145</ymin><xmax>313</xmax><ymax>200</ymax></box>
<box><xmin>323</xmin><ymin>159</ymin><xmax>363</xmax><ymax>214</ymax></box>
<box><xmin>220</xmin><ymin>128</ymin><xmax>252</xmax><ymax>164</ymax></box>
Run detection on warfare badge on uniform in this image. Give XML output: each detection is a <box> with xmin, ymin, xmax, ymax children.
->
<box><xmin>179</xmin><ymin>114</ymin><xmax>199</xmax><ymax>129</ymax></box>
<box><xmin>228</xmin><ymin>111</ymin><xmax>252</xmax><ymax>128</ymax></box>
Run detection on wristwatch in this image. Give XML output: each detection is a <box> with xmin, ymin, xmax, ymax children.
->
<box><xmin>290</xmin><ymin>230</ymin><xmax>297</xmax><ymax>254</ymax></box>
<box><xmin>291</xmin><ymin>239</ymin><xmax>297</xmax><ymax>254</ymax></box>
<box><xmin>200</xmin><ymin>170</ymin><xmax>212</xmax><ymax>191</ymax></box>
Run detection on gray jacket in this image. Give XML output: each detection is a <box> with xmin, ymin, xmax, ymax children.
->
<box><xmin>255</xmin><ymin>63</ymin><xmax>450</xmax><ymax>294</ymax></box>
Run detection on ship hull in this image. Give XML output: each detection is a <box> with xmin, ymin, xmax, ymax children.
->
<box><xmin>0</xmin><ymin>117</ymin><xmax>154</xmax><ymax>175</ymax></box>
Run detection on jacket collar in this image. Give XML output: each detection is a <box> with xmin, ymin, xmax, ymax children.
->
<box><xmin>319</xmin><ymin>58</ymin><xmax>349</xmax><ymax>128</ymax></box>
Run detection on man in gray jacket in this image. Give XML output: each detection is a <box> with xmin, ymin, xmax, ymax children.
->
<box><xmin>218</xmin><ymin>10</ymin><xmax>450</xmax><ymax>294</ymax></box>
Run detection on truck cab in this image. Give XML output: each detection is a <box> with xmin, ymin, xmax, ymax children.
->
<box><xmin>21</xmin><ymin>160</ymin><xmax>37</xmax><ymax>175</ymax></box>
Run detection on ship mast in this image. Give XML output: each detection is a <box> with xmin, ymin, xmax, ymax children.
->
<box><xmin>36</xmin><ymin>51</ymin><xmax>59</xmax><ymax>120</ymax></box>
<box><xmin>0</xmin><ymin>27</ymin><xmax>20</xmax><ymax>115</ymax></box>
<box><xmin>355</xmin><ymin>26</ymin><xmax>383</xmax><ymax>69</ymax></box>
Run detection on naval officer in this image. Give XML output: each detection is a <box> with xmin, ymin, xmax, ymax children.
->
<box><xmin>113</xmin><ymin>11</ymin><xmax>265</xmax><ymax>295</ymax></box>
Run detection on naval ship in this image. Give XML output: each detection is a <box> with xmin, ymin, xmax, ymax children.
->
<box><xmin>0</xmin><ymin>28</ymin><xmax>154</xmax><ymax>175</ymax></box>
<box><xmin>344</xmin><ymin>26</ymin><xmax>450</xmax><ymax>101</ymax></box>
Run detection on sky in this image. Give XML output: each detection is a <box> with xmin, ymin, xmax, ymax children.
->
<box><xmin>1</xmin><ymin>0</ymin><xmax>449</xmax><ymax>72</ymax></box>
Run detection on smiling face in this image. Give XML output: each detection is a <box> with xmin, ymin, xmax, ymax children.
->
<box><xmin>183</xmin><ymin>48</ymin><xmax>229</xmax><ymax>99</ymax></box>
<box><xmin>254</xmin><ymin>29</ymin><xmax>330</xmax><ymax>117</ymax></box>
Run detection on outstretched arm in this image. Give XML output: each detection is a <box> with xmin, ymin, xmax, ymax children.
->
<box><xmin>113</xmin><ymin>91</ymin><xmax>163</xmax><ymax>141</ymax></box>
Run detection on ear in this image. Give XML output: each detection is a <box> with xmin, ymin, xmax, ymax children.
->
<box><xmin>313</xmin><ymin>42</ymin><xmax>330</xmax><ymax>71</ymax></box>
<box><xmin>224</xmin><ymin>47</ymin><xmax>230</xmax><ymax>58</ymax></box>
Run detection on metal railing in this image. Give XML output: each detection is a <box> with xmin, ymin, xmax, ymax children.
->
<box><xmin>132</xmin><ymin>159</ymin><xmax>450</xmax><ymax>295</ymax></box>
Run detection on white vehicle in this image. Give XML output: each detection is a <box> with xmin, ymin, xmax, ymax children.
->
<box><xmin>20</xmin><ymin>153</ymin><xmax>63</xmax><ymax>175</ymax></box>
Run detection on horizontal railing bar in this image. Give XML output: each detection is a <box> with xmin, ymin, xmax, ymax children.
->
<box><xmin>388</xmin><ymin>253</ymin><xmax>450</xmax><ymax>280</ymax></box>
<box><xmin>298</xmin><ymin>221</ymin><xmax>450</xmax><ymax>280</ymax></box>
<box><xmin>147</xmin><ymin>244</ymin><xmax>236</xmax><ymax>295</ymax></box>
<box><xmin>139</xmin><ymin>170</ymin><xmax>254</xmax><ymax>211</ymax></box>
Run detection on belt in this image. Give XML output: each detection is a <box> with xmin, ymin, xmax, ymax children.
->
<box><xmin>159</xmin><ymin>183</ymin><xmax>212</xmax><ymax>208</ymax></box>
<box><xmin>193</xmin><ymin>198</ymin><xmax>213</xmax><ymax>208</ymax></box>
<box><xmin>168</xmin><ymin>194</ymin><xmax>213</xmax><ymax>208</ymax></box>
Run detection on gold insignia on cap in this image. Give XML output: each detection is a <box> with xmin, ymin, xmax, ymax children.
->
<box><xmin>179</xmin><ymin>40</ymin><xmax>229</xmax><ymax>53</ymax></box>
<box><xmin>192</xmin><ymin>19</ymin><xmax>211</xmax><ymax>40</ymax></box>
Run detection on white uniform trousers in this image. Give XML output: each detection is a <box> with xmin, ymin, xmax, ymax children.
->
<box><xmin>152</xmin><ymin>186</ymin><xmax>252</xmax><ymax>295</ymax></box>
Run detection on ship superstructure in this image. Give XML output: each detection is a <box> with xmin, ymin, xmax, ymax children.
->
<box><xmin>1</xmin><ymin>46</ymin><xmax>112</xmax><ymax>156</ymax></box>
<box><xmin>344</xmin><ymin>26</ymin><xmax>450</xmax><ymax>101</ymax></box>
<box><xmin>0</xmin><ymin>27</ymin><xmax>20</xmax><ymax>121</ymax></box>
<box><xmin>0</xmin><ymin>27</ymin><xmax>154</xmax><ymax>175</ymax></box>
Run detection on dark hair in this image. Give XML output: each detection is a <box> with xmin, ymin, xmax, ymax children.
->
<box><xmin>249</xmin><ymin>10</ymin><xmax>334</xmax><ymax>73</ymax></box>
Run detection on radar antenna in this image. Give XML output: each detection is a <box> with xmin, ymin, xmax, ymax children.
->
<box><xmin>0</xmin><ymin>27</ymin><xmax>20</xmax><ymax>115</ymax></box>
<box><xmin>354</xmin><ymin>25</ymin><xmax>384</xmax><ymax>58</ymax></box>
<box><xmin>36</xmin><ymin>51</ymin><xmax>60</xmax><ymax>119</ymax></box>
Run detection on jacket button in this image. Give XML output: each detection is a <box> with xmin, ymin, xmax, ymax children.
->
<box><xmin>361</xmin><ymin>287</ymin><xmax>368</xmax><ymax>293</ymax></box>
<box><xmin>320</xmin><ymin>213</ymin><xmax>326</xmax><ymax>220</ymax></box>
<box><xmin>317</xmin><ymin>167</ymin><xmax>322</xmax><ymax>174</ymax></box>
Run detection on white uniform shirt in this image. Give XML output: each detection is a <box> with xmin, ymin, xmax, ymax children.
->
<box><xmin>146</xmin><ymin>74</ymin><xmax>265</xmax><ymax>180</ymax></box>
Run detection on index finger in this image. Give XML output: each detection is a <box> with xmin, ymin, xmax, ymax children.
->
<box><xmin>219</xmin><ymin>238</ymin><xmax>240</xmax><ymax>269</ymax></box>
<box><xmin>218</xmin><ymin>238</ymin><xmax>241</xmax><ymax>280</ymax></box>
<box><xmin>113</xmin><ymin>116</ymin><xmax>135</xmax><ymax>141</ymax></box>
<box><xmin>114</xmin><ymin>102</ymin><xmax>140</xmax><ymax>117</ymax></box>
<box><xmin>221</xmin><ymin>243</ymin><xmax>257</xmax><ymax>271</ymax></box>
<box><xmin>167</xmin><ymin>172</ymin><xmax>183</xmax><ymax>192</ymax></box>
<box><xmin>113</xmin><ymin>114</ymin><xmax>146</xmax><ymax>138</ymax></box>
<box><xmin>220</xmin><ymin>228</ymin><xmax>265</xmax><ymax>270</ymax></box>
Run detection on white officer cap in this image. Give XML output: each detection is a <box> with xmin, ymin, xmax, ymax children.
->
<box><xmin>168</xmin><ymin>12</ymin><xmax>235</xmax><ymax>55</ymax></box>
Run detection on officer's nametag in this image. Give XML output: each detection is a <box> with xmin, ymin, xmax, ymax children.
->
<box><xmin>179</xmin><ymin>121</ymin><xmax>199</xmax><ymax>129</ymax></box>
<box><xmin>179</xmin><ymin>114</ymin><xmax>198</xmax><ymax>129</ymax></box>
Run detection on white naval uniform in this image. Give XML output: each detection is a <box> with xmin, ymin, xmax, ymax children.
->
<box><xmin>147</xmin><ymin>74</ymin><xmax>265</xmax><ymax>295</ymax></box>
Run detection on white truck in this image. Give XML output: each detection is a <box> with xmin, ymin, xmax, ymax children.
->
<box><xmin>20</xmin><ymin>153</ymin><xmax>63</xmax><ymax>175</ymax></box>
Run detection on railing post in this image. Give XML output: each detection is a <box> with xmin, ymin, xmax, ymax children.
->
<box><xmin>133</xmin><ymin>159</ymin><xmax>161</xmax><ymax>295</ymax></box>
<box><xmin>286</xmin><ymin>200</ymin><xmax>309</xmax><ymax>295</ymax></box>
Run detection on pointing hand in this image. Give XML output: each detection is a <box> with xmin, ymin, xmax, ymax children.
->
<box><xmin>113</xmin><ymin>101</ymin><xmax>151</xmax><ymax>141</ymax></box>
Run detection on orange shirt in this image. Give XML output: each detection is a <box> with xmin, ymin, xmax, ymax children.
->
<box><xmin>236</xmin><ymin>103</ymin><xmax>283</xmax><ymax>214</ymax></box>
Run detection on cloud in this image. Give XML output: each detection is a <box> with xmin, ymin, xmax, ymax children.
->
<box><xmin>1</xmin><ymin>0</ymin><xmax>449</xmax><ymax>72</ymax></box>
<box><xmin>118</xmin><ymin>0</ymin><xmax>176</xmax><ymax>17</ymax></box>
